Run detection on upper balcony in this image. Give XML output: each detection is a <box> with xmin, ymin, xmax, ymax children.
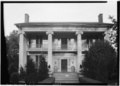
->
<box><xmin>27</xmin><ymin>44</ymin><xmax>77</xmax><ymax>52</ymax></box>
<box><xmin>27</xmin><ymin>41</ymin><xmax>90</xmax><ymax>53</ymax></box>
<box><xmin>26</xmin><ymin>31</ymin><xmax>103</xmax><ymax>53</ymax></box>
<box><xmin>27</xmin><ymin>44</ymin><xmax>48</xmax><ymax>52</ymax></box>
<box><xmin>53</xmin><ymin>44</ymin><xmax>77</xmax><ymax>52</ymax></box>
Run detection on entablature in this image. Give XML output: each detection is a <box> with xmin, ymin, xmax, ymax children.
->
<box><xmin>22</xmin><ymin>26</ymin><xmax>108</xmax><ymax>32</ymax></box>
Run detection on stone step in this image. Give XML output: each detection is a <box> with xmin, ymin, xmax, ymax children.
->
<box><xmin>54</xmin><ymin>75</ymin><xmax>78</xmax><ymax>78</ymax></box>
<box><xmin>53</xmin><ymin>72</ymin><xmax>79</xmax><ymax>81</ymax></box>
<box><xmin>53</xmin><ymin>73</ymin><xmax>78</xmax><ymax>76</ymax></box>
<box><xmin>55</xmin><ymin>78</ymin><xmax>78</xmax><ymax>81</ymax></box>
<box><xmin>55</xmin><ymin>80</ymin><xmax>79</xmax><ymax>83</ymax></box>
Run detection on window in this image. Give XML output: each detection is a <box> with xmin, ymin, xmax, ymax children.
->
<box><xmin>30</xmin><ymin>39</ymin><xmax>36</xmax><ymax>48</ymax></box>
<box><xmin>68</xmin><ymin>38</ymin><xmax>76</xmax><ymax>50</ymax></box>
<box><xmin>53</xmin><ymin>39</ymin><xmax>61</xmax><ymax>49</ymax></box>
<box><xmin>36</xmin><ymin>36</ymin><xmax>42</xmax><ymax>48</ymax></box>
<box><xmin>36</xmin><ymin>55</ymin><xmax>39</xmax><ymax>68</ymax></box>
<box><xmin>61</xmin><ymin>38</ymin><xmax>67</xmax><ymax>49</ymax></box>
<box><xmin>42</xmin><ymin>39</ymin><xmax>48</xmax><ymax>49</ymax></box>
<box><xmin>82</xmin><ymin>39</ymin><xmax>88</xmax><ymax>51</ymax></box>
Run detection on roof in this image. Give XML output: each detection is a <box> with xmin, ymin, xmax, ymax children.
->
<box><xmin>15</xmin><ymin>22</ymin><xmax>113</xmax><ymax>28</ymax></box>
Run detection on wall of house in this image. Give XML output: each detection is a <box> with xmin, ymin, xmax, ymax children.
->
<box><xmin>53</xmin><ymin>53</ymin><xmax>77</xmax><ymax>72</ymax></box>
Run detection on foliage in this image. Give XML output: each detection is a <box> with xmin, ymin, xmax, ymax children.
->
<box><xmin>6</xmin><ymin>30</ymin><xmax>19</xmax><ymax>83</ymax></box>
<box><xmin>104</xmin><ymin>16</ymin><xmax>117</xmax><ymax>51</ymax></box>
<box><xmin>25</xmin><ymin>73</ymin><xmax>38</xmax><ymax>84</ymax></box>
<box><xmin>37</xmin><ymin>55</ymin><xmax>49</xmax><ymax>81</ymax></box>
<box><xmin>19</xmin><ymin>67</ymin><xmax>26</xmax><ymax>81</ymax></box>
<box><xmin>19</xmin><ymin>55</ymin><xmax>49</xmax><ymax>84</ymax></box>
<box><xmin>24</xmin><ymin>57</ymin><xmax>38</xmax><ymax>84</ymax></box>
<box><xmin>8</xmin><ymin>63</ymin><xmax>18</xmax><ymax>75</ymax></box>
<box><xmin>10</xmin><ymin>72</ymin><xmax>19</xmax><ymax>84</ymax></box>
<box><xmin>81</xmin><ymin>40</ymin><xmax>117</xmax><ymax>83</ymax></box>
<box><xmin>26</xmin><ymin>57</ymin><xmax>37</xmax><ymax>74</ymax></box>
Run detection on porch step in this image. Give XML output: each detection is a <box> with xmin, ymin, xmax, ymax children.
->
<box><xmin>53</xmin><ymin>72</ymin><xmax>79</xmax><ymax>83</ymax></box>
<box><xmin>55</xmin><ymin>80</ymin><xmax>79</xmax><ymax>83</ymax></box>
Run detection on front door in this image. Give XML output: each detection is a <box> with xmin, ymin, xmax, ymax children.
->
<box><xmin>61</xmin><ymin>59</ymin><xmax>67</xmax><ymax>72</ymax></box>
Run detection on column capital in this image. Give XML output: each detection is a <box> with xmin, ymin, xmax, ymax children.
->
<box><xmin>18</xmin><ymin>30</ymin><xmax>25</xmax><ymax>35</ymax></box>
<box><xmin>46</xmin><ymin>31</ymin><xmax>54</xmax><ymax>35</ymax></box>
<box><xmin>76</xmin><ymin>31</ymin><xmax>83</xmax><ymax>35</ymax></box>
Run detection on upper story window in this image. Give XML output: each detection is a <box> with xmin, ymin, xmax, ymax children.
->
<box><xmin>42</xmin><ymin>39</ymin><xmax>48</xmax><ymax>49</ymax></box>
<box><xmin>82</xmin><ymin>39</ymin><xmax>88</xmax><ymax>51</ymax></box>
<box><xmin>68</xmin><ymin>38</ymin><xmax>76</xmax><ymax>50</ymax></box>
<box><xmin>36</xmin><ymin>38</ymin><xmax>42</xmax><ymax>48</ymax></box>
<box><xmin>29</xmin><ymin>36</ymin><xmax>48</xmax><ymax>48</ymax></box>
<box><xmin>53</xmin><ymin>38</ymin><xmax>77</xmax><ymax>50</ymax></box>
<box><xmin>30</xmin><ymin>39</ymin><xmax>36</xmax><ymax>48</ymax></box>
<box><xmin>53</xmin><ymin>39</ymin><xmax>61</xmax><ymax>49</ymax></box>
<box><xmin>82</xmin><ymin>39</ymin><xmax>97</xmax><ymax>51</ymax></box>
<box><xmin>61</xmin><ymin>38</ymin><xmax>67</xmax><ymax>49</ymax></box>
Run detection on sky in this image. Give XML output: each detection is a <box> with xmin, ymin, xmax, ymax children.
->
<box><xmin>4</xmin><ymin>1</ymin><xmax>117</xmax><ymax>36</ymax></box>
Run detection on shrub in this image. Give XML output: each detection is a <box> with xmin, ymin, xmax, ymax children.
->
<box><xmin>81</xmin><ymin>40</ymin><xmax>117</xmax><ymax>83</ymax></box>
<box><xmin>24</xmin><ymin>57</ymin><xmax>38</xmax><ymax>84</ymax></box>
<box><xmin>8</xmin><ymin>63</ymin><xmax>18</xmax><ymax>75</ymax></box>
<box><xmin>19</xmin><ymin>67</ymin><xmax>26</xmax><ymax>81</ymax></box>
<box><xmin>10</xmin><ymin>72</ymin><xmax>19</xmax><ymax>84</ymax></box>
<box><xmin>26</xmin><ymin>57</ymin><xmax>37</xmax><ymax>74</ymax></box>
<box><xmin>19</xmin><ymin>55</ymin><xmax>49</xmax><ymax>84</ymax></box>
<box><xmin>37</xmin><ymin>55</ymin><xmax>49</xmax><ymax>81</ymax></box>
<box><xmin>25</xmin><ymin>73</ymin><xmax>38</xmax><ymax>84</ymax></box>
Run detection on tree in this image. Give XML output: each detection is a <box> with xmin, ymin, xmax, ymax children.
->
<box><xmin>6</xmin><ymin>30</ymin><xmax>19</xmax><ymax>83</ymax></box>
<box><xmin>19</xmin><ymin>67</ymin><xmax>26</xmax><ymax>81</ymax></box>
<box><xmin>81</xmin><ymin>40</ymin><xmax>117</xmax><ymax>83</ymax></box>
<box><xmin>26</xmin><ymin>57</ymin><xmax>37</xmax><ymax>74</ymax></box>
<box><xmin>37</xmin><ymin>55</ymin><xmax>49</xmax><ymax>81</ymax></box>
<box><xmin>24</xmin><ymin>57</ymin><xmax>38</xmax><ymax>84</ymax></box>
<box><xmin>104</xmin><ymin>16</ymin><xmax>117</xmax><ymax>52</ymax></box>
<box><xmin>19</xmin><ymin>55</ymin><xmax>49</xmax><ymax>84</ymax></box>
<box><xmin>2</xmin><ymin>33</ymin><xmax>10</xmax><ymax>83</ymax></box>
<box><xmin>10</xmin><ymin>72</ymin><xmax>19</xmax><ymax>84</ymax></box>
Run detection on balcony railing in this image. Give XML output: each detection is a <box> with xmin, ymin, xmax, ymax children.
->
<box><xmin>27</xmin><ymin>47</ymin><xmax>48</xmax><ymax>52</ymax></box>
<box><xmin>27</xmin><ymin>44</ymin><xmax>89</xmax><ymax>52</ymax></box>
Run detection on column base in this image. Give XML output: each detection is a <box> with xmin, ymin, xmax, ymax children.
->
<box><xmin>48</xmin><ymin>71</ymin><xmax>53</xmax><ymax>77</ymax></box>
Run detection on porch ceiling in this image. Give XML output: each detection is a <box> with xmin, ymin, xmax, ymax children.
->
<box><xmin>25</xmin><ymin>31</ymin><xmax>104</xmax><ymax>39</ymax></box>
<box><xmin>53</xmin><ymin>32</ymin><xmax>76</xmax><ymax>38</ymax></box>
<box><xmin>26</xmin><ymin>32</ymin><xmax>47</xmax><ymax>39</ymax></box>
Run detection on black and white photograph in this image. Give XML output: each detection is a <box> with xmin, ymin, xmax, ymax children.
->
<box><xmin>1</xmin><ymin>0</ymin><xmax>118</xmax><ymax>85</ymax></box>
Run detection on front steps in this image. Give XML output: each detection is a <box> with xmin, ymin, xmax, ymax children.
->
<box><xmin>53</xmin><ymin>72</ymin><xmax>79</xmax><ymax>83</ymax></box>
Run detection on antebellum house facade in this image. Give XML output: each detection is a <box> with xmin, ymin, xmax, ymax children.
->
<box><xmin>15</xmin><ymin>14</ymin><xmax>113</xmax><ymax>74</ymax></box>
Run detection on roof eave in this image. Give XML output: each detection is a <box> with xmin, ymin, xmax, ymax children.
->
<box><xmin>15</xmin><ymin>22</ymin><xmax>114</xmax><ymax>29</ymax></box>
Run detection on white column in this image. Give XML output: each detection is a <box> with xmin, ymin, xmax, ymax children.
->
<box><xmin>19</xmin><ymin>31</ymin><xmax>27</xmax><ymax>72</ymax></box>
<box><xmin>76</xmin><ymin>31</ymin><xmax>83</xmax><ymax>73</ymax></box>
<box><xmin>46</xmin><ymin>31</ymin><xmax>53</xmax><ymax>72</ymax></box>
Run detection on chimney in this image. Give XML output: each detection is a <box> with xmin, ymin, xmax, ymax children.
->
<box><xmin>25</xmin><ymin>13</ymin><xmax>29</xmax><ymax>23</ymax></box>
<box><xmin>98</xmin><ymin>14</ymin><xmax>103</xmax><ymax>23</ymax></box>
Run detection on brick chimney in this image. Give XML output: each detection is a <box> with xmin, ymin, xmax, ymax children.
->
<box><xmin>25</xmin><ymin>13</ymin><xmax>29</xmax><ymax>23</ymax></box>
<box><xmin>98</xmin><ymin>14</ymin><xmax>103</xmax><ymax>23</ymax></box>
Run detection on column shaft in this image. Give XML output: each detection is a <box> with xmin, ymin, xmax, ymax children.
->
<box><xmin>47</xmin><ymin>31</ymin><xmax>53</xmax><ymax>72</ymax></box>
<box><xmin>76</xmin><ymin>31</ymin><xmax>83</xmax><ymax>73</ymax></box>
<box><xmin>19</xmin><ymin>31</ymin><xmax>27</xmax><ymax>72</ymax></box>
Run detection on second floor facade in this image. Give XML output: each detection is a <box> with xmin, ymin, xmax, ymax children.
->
<box><xmin>25</xmin><ymin>31</ymin><xmax>104</xmax><ymax>52</ymax></box>
<box><xmin>16</xmin><ymin>22</ymin><xmax>113</xmax><ymax>53</ymax></box>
